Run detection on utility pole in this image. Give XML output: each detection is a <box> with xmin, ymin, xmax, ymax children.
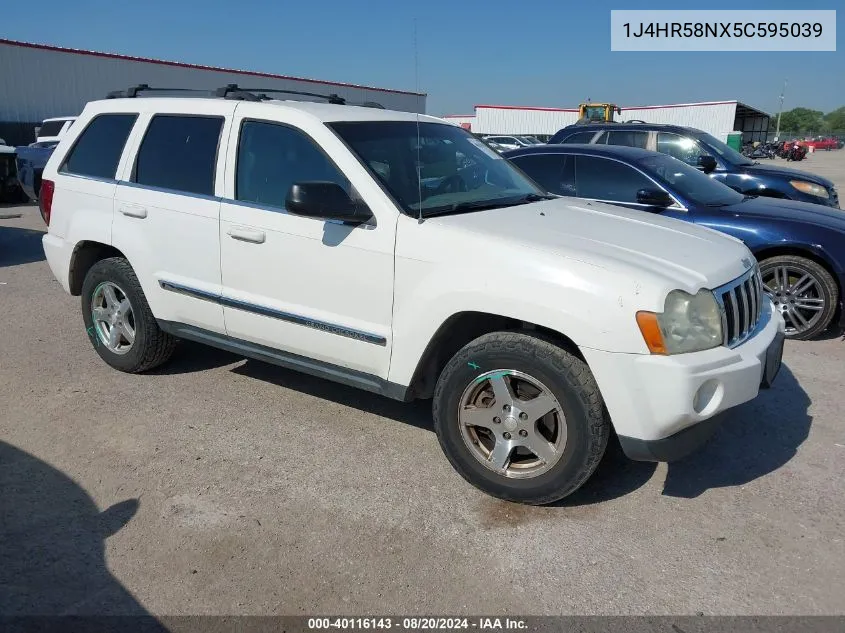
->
<box><xmin>775</xmin><ymin>79</ymin><xmax>787</xmax><ymax>141</ymax></box>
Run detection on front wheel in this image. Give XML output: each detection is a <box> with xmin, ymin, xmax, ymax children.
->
<box><xmin>760</xmin><ymin>255</ymin><xmax>838</xmax><ymax>340</ymax></box>
<box><xmin>432</xmin><ymin>331</ymin><xmax>609</xmax><ymax>505</ymax></box>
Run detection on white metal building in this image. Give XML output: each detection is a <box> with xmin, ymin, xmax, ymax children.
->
<box><xmin>448</xmin><ymin>101</ymin><xmax>770</xmax><ymax>143</ymax></box>
<box><xmin>0</xmin><ymin>39</ymin><xmax>427</xmax><ymax>145</ymax></box>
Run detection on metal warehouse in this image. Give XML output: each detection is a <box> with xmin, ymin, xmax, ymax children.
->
<box><xmin>446</xmin><ymin>101</ymin><xmax>770</xmax><ymax>143</ymax></box>
<box><xmin>0</xmin><ymin>39</ymin><xmax>427</xmax><ymax>145</ymax></box>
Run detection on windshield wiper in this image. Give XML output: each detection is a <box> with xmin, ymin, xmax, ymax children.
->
<box><xmin>421</xmin><ymin>193</ymin><xmax>554</xmax><ymax>218</ymax></box>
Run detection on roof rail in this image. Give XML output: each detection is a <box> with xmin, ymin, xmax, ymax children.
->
<box><xmin>106</xmin><ymin>83</ymin><xmax>386</xmax><ymax>108</ymax></box>
<box><xmin>106</xmin><ymin>84</ymin><xmax>215</xmax><ymax>99</ymax></box>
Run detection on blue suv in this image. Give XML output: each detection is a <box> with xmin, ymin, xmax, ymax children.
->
<box><xmin>548</xmin><ymin>123</ymin><xmax>839</xmax><ymax>209</ymax></box>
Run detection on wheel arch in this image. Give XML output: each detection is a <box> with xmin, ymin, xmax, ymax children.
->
<box><xmin>752</xmin><ymin>244</ymin><xmax>840</xmax><ymax>294</ymax></box>
<box><xmin>404</xmin><ymin>311</ymin><xmax>585</xmax><ymax>400</ymax></box>
<box><xmin>68</xmin><ymin>241</ymin><xmax>127</xmax><ymax>296</ymax></box>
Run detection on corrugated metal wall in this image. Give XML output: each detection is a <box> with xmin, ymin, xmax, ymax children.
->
<box><xmin>472</xmin><ymin>102</ymin><xmax>742</xmax><ymax>142</ymax></box>
<box><xmin>0</xmin><ymin>41</ymin><xmax>426</xmax><ymax>136</ymax></box>
<box><xmin>474</xmin><ymin>107</ymin><xmax>578</xmax><ymax>135</ymax></box>
<box><xmin>441</xmin><ymin>115</ymin><xmax>475</xmax><ymax>130</ymax></box>
<box><xmin>619</xmin><ymin>102</ymin><xmax>738</xmax><ymax>142</ymax></box>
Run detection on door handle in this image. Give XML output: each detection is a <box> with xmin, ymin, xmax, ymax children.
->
<box><xmin>227</xmin><ymin>226</ymin><xmax>266</xmax><ymax>244</ymax></box>
<box><xmin>118</xmin><ymin>204</ymin><xmax>148</xmax><ymax>219</ymax></box>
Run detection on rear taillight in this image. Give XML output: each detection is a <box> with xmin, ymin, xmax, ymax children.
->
<box><xmin>39</xmin><ymin>179</ymin><xmax>55</xmax><ymax>225</ymax></box>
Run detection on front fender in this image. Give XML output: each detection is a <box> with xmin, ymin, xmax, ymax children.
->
<box><xmin>387</xmin><ymin>258</ymin><xmax>650</xmax><ymax>387</ymax></box>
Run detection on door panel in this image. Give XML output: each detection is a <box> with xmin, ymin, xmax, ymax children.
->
<box><xmin>112</xmin><ymin>109</ymin><xmax>231</xmax><ymax>333</ymax></box>
<box><xmin>219</xmin><ymin>116</ymin><xmax>395</xmax><ymax>377</ymax></box>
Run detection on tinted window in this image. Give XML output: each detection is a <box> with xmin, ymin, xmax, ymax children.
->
<box><xmin>560</xmin><ymin>131</ymin><xmax>596</xmax><ymax>144</ymax></box>
<box><xmin>134</xmin><ymin>115</ymin><xmax>223</xmax><ymax>196</ymax></box>
<box><xmin>236</xmin><ymin>120</ymin><xmax>349</xmax><ymax>209</ymax></box>
<box><xmin>38</xmin><ymin>120</ymin><xmax>66</xmax><ymax>137</ymax></box>
<box><xmin>330</xmin><ymin>121</ymin><xmax>542</xmax><ymax>216</ymax></box>
<box><xmin>604</xmin><ymin>130</ymin><xmax>649</xmax><ymax>149</ymax></box>
<box><xmin>511</xmin><ymin>154</ymin><xmax>575</xmax><ymax>196</ymax></box>
<box><xmin>576</xmin><ymin>155</ymin><xmax>654</xmax><ymax>203</ymax></box>
<box><xmin>638</xmin><ymin>154</ymin><xmax>742</xmax><ymax>207</ymax></box>
<box><xmin>61</xmin><ymin>114</ymin><xmax>137</xmax><ymax>179</ymax></box>
<box><xmin>656</xmin><ymin>132</ymin><xmax>710</xmax><ymax>166</ymax></box>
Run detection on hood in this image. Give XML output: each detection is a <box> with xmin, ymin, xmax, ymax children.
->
<box><xmin>722</xmin><ymin>196</ymin><xmax>845</xmax><ymax>232</ymax></box>
<box><xmin>741</xmin><ymin>162</ymin><xmax>835</xmax><ymax>189</ymax></box>
<box><xmin>431</xmin><ymin>197</ymin><xmax>752</xmax><ymax>291</ymax></box>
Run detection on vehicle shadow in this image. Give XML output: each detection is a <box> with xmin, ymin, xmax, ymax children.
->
<box><xmin>814</xmin><ymin>324</ymin><xmax>845</xmax><ymax>342</ymax></box>
<box><xmin>231</xmin><ymin>359</ymin><xmax>435</xmax><ymax>433</ymax></box>
<box><xmin>661</xmin><ymin>364</ymin><xmax>811</xmax><ymax>498</ymax></box>
<box><xmin>0</xmin><ymin>440</ymin><xmax>167</xmax><ymax>627</ymax></box>
<box><xmin>148</xmin><ymin>341</ymin><xmax>243</xmax><ymax>375</ymax></box>
<box><xmin>0</xmin><ymin>225</ymin><xmax>46</xmax><ymax>268</ymax></box>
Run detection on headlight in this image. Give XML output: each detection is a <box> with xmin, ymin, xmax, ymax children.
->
<box><xmin>790</xmin><ymin>180</ymin><xmax>830</xmax><ymax>199</ymax></box>
<box><xmin>636</xmin><ymin>289</ymin><xmax>723</xmax><ymax>355</ymax></box>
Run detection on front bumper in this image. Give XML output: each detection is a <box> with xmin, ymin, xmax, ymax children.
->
<box><xmin>582</xmin><ymin>300</ymin><xmax>785</xmax><ymax>462</ymax></box>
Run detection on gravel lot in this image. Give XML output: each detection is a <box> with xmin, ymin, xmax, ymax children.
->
<box><xmin>1</xmin><ymin>151</ymin><xmax>844</xmax><ymax>617</ymax></box>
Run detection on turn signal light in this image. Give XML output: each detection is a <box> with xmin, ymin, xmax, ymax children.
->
<box><xmin>636</xmin><ymin>311</ymin><xmax>667</xmax><ymax>355</ymax></box>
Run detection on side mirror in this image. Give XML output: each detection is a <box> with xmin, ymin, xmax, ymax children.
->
<box><xmin>636</xmin><ymin>188</ymin><xmax>674</xmax><ymax>207</ymax></box>
<box><xmin>698</xmin><ymin>155</ymin><xmax>717</xmax><ymax>173</ymax></box>
<box><xmin>286</xmin><ymin>182</ymin><xmax>372</xmax><ymax>224</ymax></box>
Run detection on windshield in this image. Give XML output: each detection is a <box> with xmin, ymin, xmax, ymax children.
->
<box><xmin>696</xmin><ymin>131</ymin><xmax>754</xmax><ymax>166</ymax></box>
<box><xmin>638</xmin><ymin>154</ymin><xmax>744</xmax><ymax>207</ymax></box>
<box><xmin>330</xmin><ymin>121</ymin><xmax>544</xmax><ymax>216</ymax></box>
<box><xmin>518</xmin><ymin>136</ymin><xmax>542</xmax><ymax>145</ymax></box>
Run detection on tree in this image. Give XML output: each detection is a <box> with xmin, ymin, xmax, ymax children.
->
<box><xmin>824</xmin><ymin>106</ymin><xmax>845</xmax><ymax>132</ymax></box>
<box><xmin>778</xmin><ymin>107</ymin><xmax>826</xmax><ymax>135</ymax></box>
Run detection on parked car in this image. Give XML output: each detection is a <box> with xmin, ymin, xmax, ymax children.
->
<box><xmin>549</xmin><ymin>123</ymin><xmax>839</xmax><ymax>209</ymax></box>
<box><xmin>14</xmin><ymin>143</ymin><xmax>58</xmax><ymax>201</ymax></box>
<box><xmin>1</xmin><ymin>140</ymin><xmax>28</xmax><ymax>202</ymax></box>
<box><xmin>505</xmin><ymin>143</ymin><xmax>845</xmax><ymax>339</ymax></box>
<box><xmin>40</xmin><ymin>90</ymin><xmax>783</xmax><ymax>504</ymax></box>
<box><xmin>798</xmin><ymin>137</ymin><xmax>839</xmax><ymax>151</ymax></box>
<box><xmin>34</xmin><ymin>117</ymin><xmax>77</xmax><ymax>144</ymax></box>
<box><xmin>482</xmin><ymin>135</ymin><xmax>541</xmax><ymax>150</ymax></box>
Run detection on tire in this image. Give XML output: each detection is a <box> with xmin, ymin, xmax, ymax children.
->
<box><xmin>759</xmin><ymin>254</ymin><xmax>838</xmax><ymax>340</ymax></box>
<box><xmin>432</xmin><ymin>331</ymin><xmax>609</xmax><ymax>505</ymax></box>
<box><xmin>80</xmin><ymin>257</ymin><xmax>177</xmax><ymax>372</ymax></box>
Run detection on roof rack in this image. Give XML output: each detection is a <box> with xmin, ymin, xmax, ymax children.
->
<box><xmin>106</xmin><ymin>83</ymin><xmax>385</xmax><ymax>108</ymax></box>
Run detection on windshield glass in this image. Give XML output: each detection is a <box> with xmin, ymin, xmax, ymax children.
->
<box><xmin>330</xmin><ymin>121</ymin><xmax>544</xmax><ymax>216</ymax></box>
<box><xmin>638</xmin><ymin>154</ymin><xmax>744</xmax><ymax>207</ymax></box>
<box><xmin>518</xmin><ymin>136</ymin><xmax>541</xmax><ymax>145</ymax></box>
<box><xmin>696</xmin><ymin>131</ymin><xmax>754</xmax><ymax>166</ymax></box>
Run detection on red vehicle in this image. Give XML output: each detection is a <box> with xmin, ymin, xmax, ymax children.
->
<box><xmin>798</xmin><ymin>138</ymin><xmax>839</xmax><ymax>151</ymax></box>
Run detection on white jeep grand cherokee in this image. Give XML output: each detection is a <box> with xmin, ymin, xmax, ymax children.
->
<box><xmin>40</xmin><ymin>88</ymin><xmax>786</xmax><ymax>504</ymax></box>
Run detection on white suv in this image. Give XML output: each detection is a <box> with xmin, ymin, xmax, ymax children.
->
<box><xmin>40</xmin><ymin>89</ymin><xmax>785</xmax><ymax>504</ymax></box>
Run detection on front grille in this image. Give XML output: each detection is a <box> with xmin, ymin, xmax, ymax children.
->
<box><xmin>714</xmin><ymin>266</ymin><xmax>764</xmax><ymax>348</ymax></box>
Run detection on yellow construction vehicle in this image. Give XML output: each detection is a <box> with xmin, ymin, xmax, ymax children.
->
<box><xmin>577</xmin><ymin>102</ymin><xmax>621</xmax><ymax>123</ymax></box>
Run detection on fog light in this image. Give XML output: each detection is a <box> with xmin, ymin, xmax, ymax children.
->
<box><xmin>693</xmin><ymin>379</ymin><xmax>722</xmax><ymax>414</ymax></box>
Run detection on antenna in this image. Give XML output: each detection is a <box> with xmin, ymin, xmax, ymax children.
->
<box><xmin>414</xmin><ymin>17</ymin><xmax>423</xmax><ymax>223</ymax></box>
<box><xmin>775</xmin><ymin>78</ymin><xmax>787</xmax><ymax>141</ymax></box>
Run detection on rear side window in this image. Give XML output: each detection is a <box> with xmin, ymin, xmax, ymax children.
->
<box><xmin>60</xmin><ymin>114</ymin><xmax>137</xmax><ymax>180</ymax></box>
<box><xmin>603</xmin><ymin>130</ymin><xmax>649</xmax><ymax>149</ymax></box>
<box><xmin>560</xmin><ymin>131</ymin><xmax>596</xmax><ymax>145</ymax></box>
<box><xmin>134</xmin><ymin>115</ymin><xmax>223</xmax><ymax>196</ymax></box>
<box><xmin>38</xmin><ymin>120</ymin><xmax>66</xmax><ymax>137</ymax></box>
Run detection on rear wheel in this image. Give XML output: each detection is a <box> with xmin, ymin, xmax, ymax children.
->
<box><xmin>81</xmin><ymin>257</ymin><xmax>177</xmax><ymax>372</ymax></box>
<box><xmin>432</xmin><ymin>331</ymin><xmax>609</xmax><ymax>505</ymax></box>
<box><xmin>760</xmin><ymin>255</ymin><xmax>838</xmax><ymax>340</ymax></box>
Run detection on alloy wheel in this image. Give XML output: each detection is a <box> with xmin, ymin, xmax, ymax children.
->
<box><xmin>91</xmin><ymin>282</ymin><xmax>136</xmax><ymax>355</ymax></box>
<box><xmin>762</xmin><ymin>265</ymin><xmax>825</xmax><ymax>336</ymax></box>
<box><xmin>458</xmin><ymin>370</ymin><xmax>566</xmax><ymax>479</ymax></box>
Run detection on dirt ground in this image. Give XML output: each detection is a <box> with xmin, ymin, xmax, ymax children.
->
<box><xmin>1</xmin><ymin>151</ymin><xmax>844</xmax><ymax>616</ymax></box>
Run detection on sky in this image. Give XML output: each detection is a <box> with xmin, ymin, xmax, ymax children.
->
<box><xmin>2</xmin><ymin>0</ymin><xmax>842</xmax><ymax>116</ymax></box>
